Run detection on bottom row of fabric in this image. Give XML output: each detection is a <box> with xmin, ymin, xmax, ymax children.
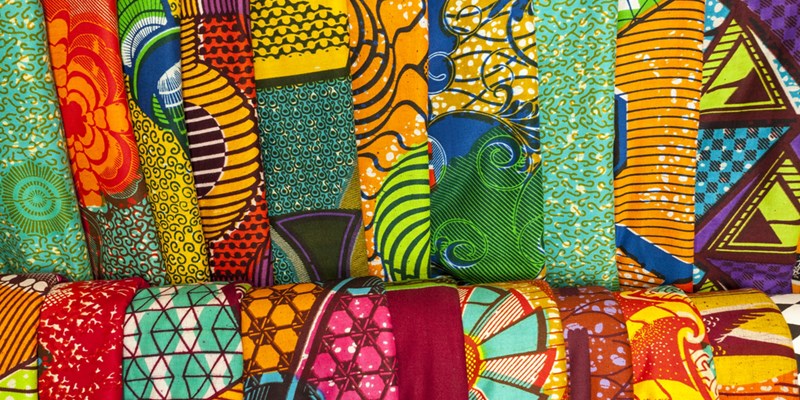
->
<box><xmin>2</xmin><ymin>274</ymin><xmax>800</xmax><ymax>400</ymax></box>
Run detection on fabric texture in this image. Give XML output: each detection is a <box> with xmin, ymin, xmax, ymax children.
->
<box><xmin>772</xmin><ymin>293</ymin><xmax>800</xmax><ymax>369</ymax></box>
<box><xmin>0</xmin><ymin>0</ymin><xmax>91</xmax><ymax>281</ymax></box>
<box><xmin>116</xmin><ymin>0</ymin><xmax>211</xmax><ymax>284</ymax></box>
<box><xmin>38</xmin><ymin>278</ymin><xmax>148</xmax><ymax>399</ymax></box>
<box><xmin>427</xmin><ymin>0</ymin><xmax>544</xmax><ymax>283</ymax></box>
<box><xmin>536</xmin><ymin>0</ymin><xmax>618</xmax><ymax>290</ymax></box>
<box><xmin>42</xmin><ymin>0</ymin><xmax>167</xmax><ymax>282</ymax></box>
<box><xmin>122</xmin><ymin>282</ymin><xmax>246</xmax><ymax>399</ymax></box>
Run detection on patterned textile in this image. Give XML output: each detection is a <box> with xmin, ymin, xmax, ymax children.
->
<box><xmin>42</xmin><ymin>0</ymin><xmax>167</xmax><ymax>282</ymax></box>
<box><xmin>615</xmin><ymin>286</ymin><xmax>718</xmax><ymax>400</ymax></box>
<box><xmin>427</xmin><ymin>0</ymin><xmax>544</xmax><ymax>283</ymax></box>
<box><xmin>348</xmin><ymin>0</ymin><xmax>432</xmax><ymax>281</ymax></box>
<box><xmin>0</xmin><ymin>274</ymin><xmax>62</xmax><ymax>399</ymax></box>
<box><xmin>555</xmin><ymin>286</ymin><xmax>633</xmax><ymax>399</ymax></box>
<box><xmin>385</xmin><ymin>283</ymin><xmax>469</xmax><ymax>400</ymax></box>
<box><xmin>38</xmin><ymin>278</ymin><xmax>148</xmax><ymax>399</ymax></box>
<box><xmin>123</xmin><ymin>282</ymin><xmax>245</xmax><ymax>399</ymax></box>
<box><xmin>0</xmin><ymin>0</ymin><xmax>90</xmax><ymax>280</ymax></box>
<box><xmin>773</xmin><ymin>293</ymin><xmax>800</xmax><ymax>371</ymax></box>
<box><xmin>694</xmin><ymin>0</ymin><xmax>800</xmax><ymax>294</ymax></box>
<box><xmin>116</xmin><ymin>0</ymin><xmax>211</xmax><ymax>283</ymax></box>
<box><xmin>536</xmin><ymin>0</ymin><xmax>618</xmax><ymax>289</ymax></box>
<box><xmin>250</xmin><ymin>0</ymin><xmax>368</xmax><ymax>284</ymax></box>
<box><xmin>179</xmin><ymin>0</ymin><xmax>271</xmax><ymax>284</ymax></box>
<box><xmin>243</xmin><ymin>277</ymin><xmax>398</xmax><ymax>399</ymax></box>
<box><xmin>614</xmin><ymin>0</ymin><xmax>705</xmax><ymax>290</ymax></box>
<box><xmin>696</xmin><ymin>290</ymin><xmax>799</xmax><ymax>399</ymax></box>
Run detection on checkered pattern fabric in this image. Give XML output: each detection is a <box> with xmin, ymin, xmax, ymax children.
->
<box><xmin>769</xmin><ymin>294</ymin><xmax>800</xmax><ymax>369</ymax></box>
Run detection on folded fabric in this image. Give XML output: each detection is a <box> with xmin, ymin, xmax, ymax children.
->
<box><xmin>0</xmin><ymin>0</ymin><xmax>91</xmax><ymax>280</ymax></box>
<box><xmin>615</xmin><ymin>286</ymin><xmax>718</xmax><ymax>399</ymax></box>
<box><xmin>179</xmin><ymin>0</ymin><xmax>272</xmax><ymax>284</ymax></box>
<box><xmin>242</xmin><ymin>277</ymin><xmax>398</xmax><ymax>399</ymax></box>
<box><xmin>772</xmin><ymin>293</ymin><xmax>800</xmax><ymax>368</ymax></box>
<box><xmin>703</xmin><ymin>291</ymin><xmax>799</xmax><ymax>399</ymax></box>
<box><xmin>555</xmin><ymin>286</ymin><xmax>633</xmax><ymax>399</ymax></box>
<box><xmin>123</xmin><ymin>282</ymin><xmax>246</xmax><ymax>399</ymax></box>
<box><xmin>536</xmin><ymin>0</ymin><xmax>618</xmax><ymax>290</ymax></box>
<box><xmin>348</xmin><ymin>0</ymin><xmax>432</xmax><ymax>281</ymax></box>
<box><xmin>42</xmin><ymin>0</ymin><xmax>168</xmax><ymax>283</ymax></box>
<box><xmin>0</xmin><ymin>274</ymin><xmax>63</xmax><ymax>399</ymax></box>
<box><xmin>116</xmin><ymin>0</ymin><xmax>211</xmax><ymax>284</ymax></box>
<box><xmin>38</xmin><ymin>278</ymin><xmax>148</xmax><ymax>399</ymax></box>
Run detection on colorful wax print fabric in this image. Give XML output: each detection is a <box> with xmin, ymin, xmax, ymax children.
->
<box><xmin>42</xmin><ymin>0</ymin><xmax>168</xmax><ymax>283</ymax></box>
<box><xmin>695</xmin><ymin>290</ymin><xmax>799</xmax><ymax>399</ymax></box>
<box><xmin>179</xmin><ymin>0</ymin><xmax>271</xmax><ymax>285</ymax></box>
<box><xmin>0</xmin><ymin>0</ymin><xmax>91</xmax><ymax>281</ymax></box>
<box><xmin>242</xmin><ymin>277</ymin><xmax>398</xmax><ymax>399</ymax></box>
<box><xmin>615</xmin><ymin>286</ymin><xmax>718</xmax><ymax>400</ymax></box>
<box><xmin>536</xmin><ymin>0</ymin><xmax>618</xmax><ymax>290</ymax></box>
<box><xmin>555</xmin><ymin>286</ymin><xmax>633</xmax><ymax>399</ymax></box>
<box><xmin>116</xmin><ymin>0</ymin><xmax>211</xmax><ymax>284</ymax></box>
<box><xmin>772</xmin><ymin>294</ymin><xmax>800</xmax><ymax>370</ymax></box>
<box><xmin>38</xmin><ymin>278</ymin><xmax>148</xmax><ymax>399</ymax></box>
<box><xmin>0</xmin><ymin>274</ymin><xmax>62</xmax><ymax>399</ymax></box>
<box><xmin>614</xmin><ymin>0</ymin><xmax>705</xmax><ymax>291</ymax></box>
<box><xmin>348</xmin><ymin>0</ymin><xmax>433</xmax><ymax>281</ymax></box>
<box><xmin>250</xmin><ymin>0</ymin><xmax>368</xmax><ymax>284</ymax></box>
<box><xmin>122</xmin><ymin>282</ymin><xmax>246</xmax><ymax>399</ymax></box>
<box><xmin>427</xmin><ymin>0</ymin><xmax>544</xmax><ymax>283</ymax></box>
<box><xmin>385</xmin><ymin>283</ymin><xmax>469</xmax><ymax>400</ymax></box>
<box><xmin>694</xmin><ymin>0</ymin><xmax>800</xmax><ymax>294</ymax></box>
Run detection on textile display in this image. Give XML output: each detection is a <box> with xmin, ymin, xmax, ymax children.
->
<box><xmin>614</xmin><ymin>0</ymin><xmax>705</xmax><ymax>291</ymax></box>
<box><xmin>38</xmin><ymin>278</ymin><xmax>148</xmax><ymax>399</ymax></box>
<box><xmin>42</xmin><ymin>0</ymin><xmax>168</xmax><ymax>283</ymax></box>
<box><xmin>0</xmin><ymin>274</ymin><xmax>62</xmax><ymax>399</ymax></box>
<box><xmin>0</xmin><ymin>0</ymin><xmax>91</xmax><ymax>280</ymax></box>
<box><xmin>116</xmin><ymin>0</ymin><xmax>211</xmax><ymax>283</ymax></box>
<box><xmin>694</xmin><ymin>0</ymin><xmax>800</xmax><ymax>294</ymax></box>
<box><xmin>348</xmin><ymin>0</ymin><xmax>433</xmax><ymax>281</ymax></box>
<box><xmin>536</xmin><ymin>0</ymin><xmax>618</xmax><ymax>289</ymax></box>
<box><xmin>250</xmin><ymin>0</ymin><xmax>368</xmax><ymax>284</ymax></box>
<box><xmin>122</xmin><ymin>282</ymin><xmax>246</xmax><ymax>399</ymax></box>
<box><xmin>554</xmin><ymin>286</ymin><xmax>633</xmax><ymax>399</ymax></box>
<box><xmin>694</xmin><ymin>290</ymin><xmax>799</xmax><ymax>398</ymax></box>
<box><xmin>767</xmin><ymin>293</ymin><xmax>800</xmax><ymax>387</ymax></box>
<box><xmin>179</xmin><ymin>0</ymin><xmax>272</xmax><ymax>284</ymax></box>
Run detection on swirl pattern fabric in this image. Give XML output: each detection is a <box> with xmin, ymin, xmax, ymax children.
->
<box><xmin>116</xmin><ymin>0</ymin><xmax>211</xmax><ymax>284</ymax></box>
<box><xmin>0</xmin><ymin>274</ymin><xmax>62</xmax><ymax>399</ymax></box>
<box><xmin>122</xmin><ymin>282</ymin><xmax>246</xmax><ymax>399</ymax></box>
<box><xmin>427</xmin><ymin>0</ymin><xmax>544</xmax><ymax>283</ymax></box>
<box><xmin>179</xmin><ymin>0</ymin><xmax>272</xmax><ymax>285</ymax></box>
<box><xmin>348</xmin><ymin>0</ymin><xmax>433</xmax><ymax>281</ymax></box>
<box><xmin>38</xmin><ymin>278</ymin><xmax>148</xmax><ymax>399</ymax></box>
<box><xmin>41</xmin><ymin>0</ymin><xmax>167</xmax><ymax>283</ymax></box>
<box><xmin>251</xmin><ymin>0</ymin><xmax>368</xmax><ymax>284</ymax></box>
<box><xmin>614</xmin><ymin>0</ymin><xmax>705</xmax><ymax>291</ymax></box>
<box><xmin>0</xmin><ymin>0</ymin><xmax>91</xmax><ymax>281</ymax></box>
<box><xmin>536</xmin><ymin>0</ymin><xmax>618</xmax><ymax>290</ymax></box>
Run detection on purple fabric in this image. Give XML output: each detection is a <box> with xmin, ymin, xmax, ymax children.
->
<box><xmin>743</xmin><ymin>0</ymin><xmax>800</xmax><ymax>62</ymax></box>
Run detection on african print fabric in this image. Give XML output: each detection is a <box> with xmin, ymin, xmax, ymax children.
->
<box><xmin>0</xmin><ymin>0</ymin><xmax>90</xmax><ymax>281</ymax></box>
<box><xmin>42</xmin><ymin>0</ymin><xmax>167</xmax><ymax>283</ymax></box>
<box><xmin>536</xmin><ymin>0</ymin><xmax>618</xmax><ymax>289</ymax></box>
<box><xmin>615</xmin><ymin>286</ymin><xmax>719</xmax><ymax>400</ymax></box>
<box><xmin>250</xmin><ymin>0</ymin><xmax>368</xmax><ymax>284</ymax></box>
<box><xmin>0</xmin><ymin>274</ymin><xmax>62</xmax><ymax>399</ymax></box>
<box><xmin>179</xmin><ymin>0</ymin><xmax>271</xmax><ymax>285</ymax></box>
<box><xmin>242</xmin><ymin>277</ymin><xmax>398</xmax><ymax>399</ymax></box>
<box><xmin>614</xmin><ymin>0</ymin><xmax>705</xmax><ymax>291</ymax></box>
<box><xmin>694</xmin><ymin>290</ymin><xmax>799</xmax><ymax>399</ymax></box>
<box><xmin>38</xmin><ymin>278</ymin><xmax>148</xmax><ymax>399</ymax></box>
<box><xmin>427</xmin><ymin>0</ymin><xmax>544</xmax><ymax>283</ymax></box>
<box><xmin>694</xmin><ymin>0</ymin><xmax>800</xmax><ymax>295</ymax></box>
<box><xmin>348</xmin><ymin>0</ymin><xmax>432</xmax><ymax>281</ymax></box>
<box><xmin>122</xmin><ymin>282</ymin><xmax>245</xmax><ymax>399</ymax></box>
<box><xmin>117</xmin><ymin>0</ymin><xmax>211</xmax><ymax>284</ymax></box>
<box><xmin>555</xmin><ymin>286</ymin><xmax>633</xmax><ymax>399</ymax></box>
<box><xmin>771</xmin><ymin>294</ymin><xmax>800</xmax><ymax>370</ymax></box>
